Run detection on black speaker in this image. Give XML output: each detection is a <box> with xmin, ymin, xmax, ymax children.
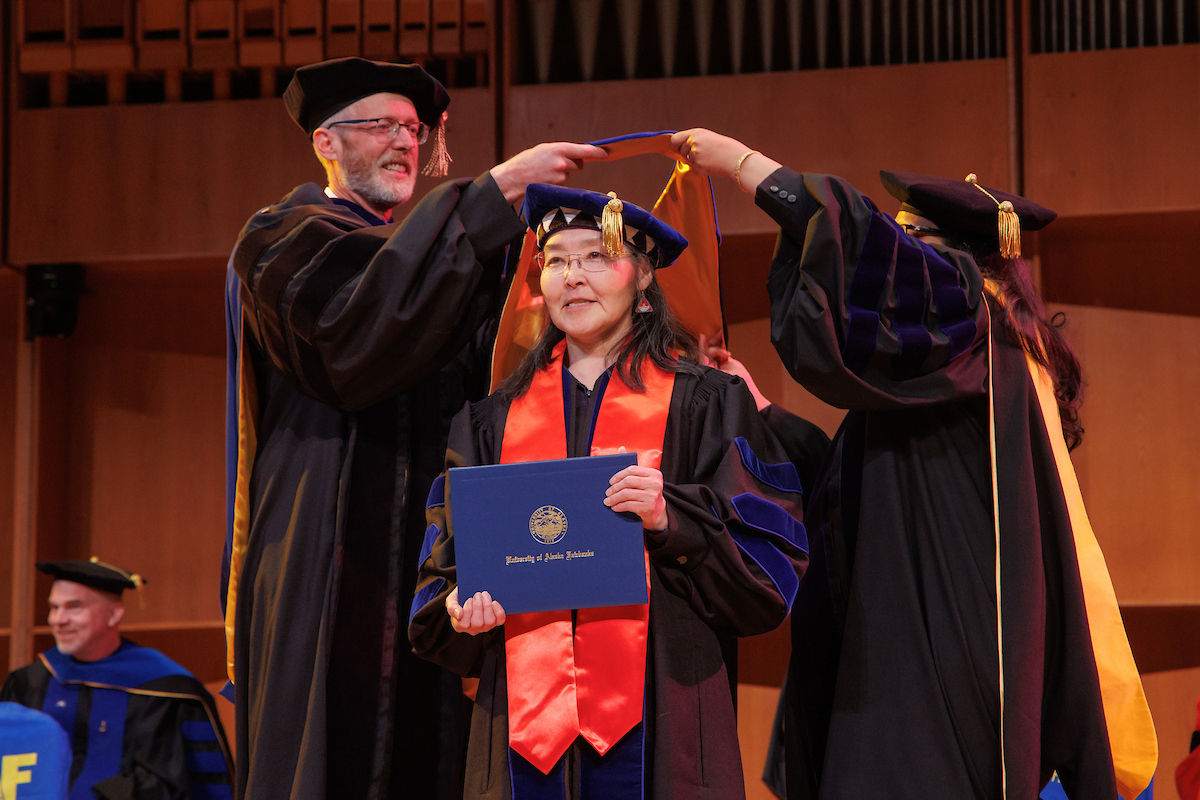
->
<box><xmin>25</xmin><ymin>264</ymin><xmax>85</xmax><ymax>339</ymax></box>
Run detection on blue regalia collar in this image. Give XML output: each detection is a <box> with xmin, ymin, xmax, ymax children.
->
<box><xmin>41</xmin><ymin>639</ymin><xmax>192</xmax><ymax>689</ymax></box>
<box><xmin>326</xmin><ymin>191</ymin><xmax>391</xmax><ymax>226</ymax></box>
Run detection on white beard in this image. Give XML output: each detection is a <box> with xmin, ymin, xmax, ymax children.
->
<box><xmin>341</xmin><ymin>146</ymin><xmax>417</xmax><ymax>210</ymax></box>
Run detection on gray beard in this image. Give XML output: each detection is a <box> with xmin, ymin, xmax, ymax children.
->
<box><xmin>340</xmin><ymin>144</ymin><xmax>417</xmax><ymax>211</ymax></box>
<box><xmin>344</xmin><ymin>166</ymin><xmax>414</xmax><ymax>210</ymax></box>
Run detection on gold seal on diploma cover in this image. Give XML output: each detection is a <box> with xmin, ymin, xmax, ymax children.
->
<box><xmin>529</xmin><ymin>505</ymin><xmax>568</xmax><ymax>545</ymax></box>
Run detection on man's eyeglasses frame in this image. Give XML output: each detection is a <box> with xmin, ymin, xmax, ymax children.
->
<box><xmin>327</xmin><ymin>117</ymin><xmax>430</xmax><ymax>145</ymax></box>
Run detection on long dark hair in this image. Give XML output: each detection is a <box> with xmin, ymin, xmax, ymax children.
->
<box><xmin>976</xmin><ymin>251</ymin><xmax>1085</xmax><ymax>450</ymax></box>
<box><xmin>497</xmin><ymin>263</ymin><xmax>703</xmax><ymax>400</ymax></box>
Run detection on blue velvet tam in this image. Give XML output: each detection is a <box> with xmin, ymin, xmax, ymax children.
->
<box><xmin>522</xmin><ymin>184</ymin><xmax>689</xmax><ymax>269</ymax></box>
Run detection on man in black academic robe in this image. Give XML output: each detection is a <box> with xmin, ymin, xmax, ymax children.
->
<box><xmin>2</xmin><ymin>560</ymin><xmax>233</xmax><ymax>800</ymax></box>
<box><xmin>223</xmin><ymin>57</ymin><xmax>603</xmax><ymax>799</ymax></box>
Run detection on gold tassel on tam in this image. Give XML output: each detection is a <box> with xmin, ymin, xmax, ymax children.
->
<box><xmin>421</xmin><ymin>113</ymin><xmax>452</xmax><ymax>177</ymax></box>
<box><xmin>966</xmin><ymin>173</ymin><xmax>1022</xmax><ymax>258</ymax></box>
<box><xmin>90</xmin><ymin>556</ymin><xmax>147</xmax><ymax>609</ymax></box>
<box><xmin>996</xmin><ymin>201</ymin><xmax>1021</xmax><ymax>259</ymax></box>
<box><xmin>602</xmin><ymin>191</ymin><xmax>624</xmax><ymax>258</ymax></box>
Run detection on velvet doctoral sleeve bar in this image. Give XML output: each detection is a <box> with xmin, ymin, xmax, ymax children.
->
<box><xmin>646</xmin><ymin>370</ymin><xmax>810</xmax><ymax>637</ymax></box>
<box><xmin>756</xmin><ymin>167</ymin><xmax>990</xmax><ymax>411</ymax></box>
<box><xmin>406</xmin><ymin>396</ymin><xmax>502</xmax><ymax>679</ymax></box>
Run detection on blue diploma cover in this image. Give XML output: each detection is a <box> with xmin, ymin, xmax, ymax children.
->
<box><xmin>450</xmin><ymin>453</ymin><xmax>648</xmax><ymax>614</ymax></box>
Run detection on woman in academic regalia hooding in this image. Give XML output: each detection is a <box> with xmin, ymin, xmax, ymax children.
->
<box><xmin>668</xmin><ymin>129</ymin><xmax>1158</xmax><ymax>800</ymax></box>
<box><xmin>408</xmin><ymin>184</ymin><xmax>810</xmax><ymax>800</ymax></box>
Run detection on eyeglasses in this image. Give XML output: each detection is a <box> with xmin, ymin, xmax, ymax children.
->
<box><xmin>535</xmin><ymin>250</ymin><xmax>623</xmax><ymax>275</ymax></box>
<box><xmin>327</xmin><ymin>117</ymin><xmax>430</xmax><ymax>144</ymax></box>
<box><xmin>901</xmin><ymin>224</ymin><xmax>953</xmax><ymax>237</ymax></box>
<box><xmin>902</xmin><ymin>223</ymin><xmax>973</xmax><ymax>251</ymax></box>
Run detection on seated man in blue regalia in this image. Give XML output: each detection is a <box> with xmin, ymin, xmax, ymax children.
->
<box><xmin>1</xmin><ymin>560</ymin><xmax>232</xmax><ymax>800</ymax></box>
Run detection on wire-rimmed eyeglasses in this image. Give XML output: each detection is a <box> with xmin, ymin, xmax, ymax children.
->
<box><xmin>534</xmin><ymin>250</ymin><xmax>623</xmax><ymax>275</ymax></box>
<box><xmin>901</xmin><ymin>223</ymin><xmax>953</xmax><ymax>237</ymax></box>
<box><xmin>327</xmin><ymin>117</ymin><xmax>430</xmax><ymax>145</ymax></box>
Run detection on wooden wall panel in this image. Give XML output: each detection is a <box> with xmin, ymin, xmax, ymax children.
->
<box><xmin>204</xmin><ymin>680</ymin><xmax>237</xmax><ymax>755</ymax></box>
<box><xmin>506</xmin><ymin>61</ymin><xmax>1011</xmax><ymax>236</ymax></box>
<box><xmin>728</xmin><ymin>316</ymin><xmax>847</xmax><ymax>437</ymax></box>
<box><xmin>33</xmin><ymin>337</ymin><xmax>74</xmax><ymax>595</ymax></box>
<box><xmin>1051</xmin><ymin>303</ymin><xmax>1200</xmax><ymax>605</ymax></box>
<box><xmin>1140</xmin><ymin>667</ymin><xmax>1200</xmax><ymax>800</ymax></box>
<box><xmin>1025</xmin><ymin>46</ymin><xmax>1200</xmax><ymax>217</ymax></box>
<box><xmin>70</xmin><ymin>262</ymin><xmax>226</xmax><ymax>625</ymax></box>
<box><xmin>1</xmin><ymin>0</ymin><xmax>11</xmax><ymax>641</ymax></box>
<box><xmin>29</xmin><ymin>261</ymin><xmax>229</xmax><ymax>627</ymax></box>
<box><xmin>10</xmin><ymin>99</ymin><xmax>314</xmax><ymax>263</ymax></box>
<box><xmin>0</xmin><ymin>272</ymin><xmax>20</xmax><ymax>628</ymax></box>
<box><xmin>1040</xmin><ymin>211</ymin><xmax>1200</xmax><ymax>319</ymax></box>
<box><xmin>738</xmin><ymin>683</ymin><xmax>781</xmax><ymax>800</ymax></box>
<box><xmin>67</xmin><ymin>338</ymin><xmax>226</xmax><ymax>625</ymax></box>
<box><xmin>1124</xmin><ymin>606</ymin><xmax>1200</xmax><ymax>674</ymax></box>
<box><xmin>720</xmin><ymin>232</ymin><xmax>777</xmax><ymax>325</ymax></box>
<box><xmin>7</xmin><ymin>88</ymin><xmax>495</xmax><ymax>264</ymax></box>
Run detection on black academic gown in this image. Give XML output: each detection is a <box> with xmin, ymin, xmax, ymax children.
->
<box><xmin>225</xmin><ymin>175</ymin><xmax>525</xmax><ymax>800</ymax></box>
<box><xmin>755</xmin><ymin>168</ymin><xmax>1120</xmax><ymax>800</ymax></box>
<box><xmin>1</xmin><ymin>641</ymin><xmax>232</xmax><ymax>800</ymax></box>
<box><xmin>754</xmin><ymin>404</ymin><xmax>831</xmax><ymax>799</ymax></box>
<box><xmin>758</xmin><ymin>404</ymin><xmax>831</xmax><ymax>510</ymax></box>
<box><xmin>408</xmin><ymin>364</ymin><xmax>810</xmax><ymax>800</ymax></box>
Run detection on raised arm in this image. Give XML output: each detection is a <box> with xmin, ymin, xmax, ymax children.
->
<box><xmin>234</xmin><ymin>142</ymin><xmax>605</xmax><ymax>411</ymax></box>
<box><xmin>673</xmin><ymin>129</ymin><xmax>990</xmax><ymax>411</ymax></box>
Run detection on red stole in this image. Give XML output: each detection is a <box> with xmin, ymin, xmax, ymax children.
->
<box><xmin>499</xmin><ymin>340</ymin><xmax>675</xmax><ymax>775</ymax></box>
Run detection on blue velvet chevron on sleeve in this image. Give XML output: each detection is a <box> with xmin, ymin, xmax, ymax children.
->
<box><xmin>426</xmin><ymin>474</ymin><xmax>446</xmax><ymax>509</ymax></box>
<box><xmin>844</xmin><ymin>204</ymin><xmax>979</xmax><ymax>380</ymax></box>
<box><xmin>735</xmin><ymin>437</ymin><xmax>803</xmax><ymax>494</ymax></box>
<box><xmin>410</xmin><ymin>523</ymin><xmax>446</xmax><ymax>624</ymax></box>
<box><xmin>182</xmin><ymin>719</ymin><xmax>232</xmax><ymax>798</ymax></box>
<box><xmin>728</xmin><ymin>492</ymin><xmax>808</xmax><ymax>610</ymax></box>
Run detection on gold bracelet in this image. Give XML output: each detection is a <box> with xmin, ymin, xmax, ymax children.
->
<box><xmin>733</xmin><ymin>150</ymin><xmax>759</xmax><ymax>192</ymax></box>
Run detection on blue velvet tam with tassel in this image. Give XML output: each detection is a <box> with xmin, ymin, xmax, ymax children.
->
<box><xmin>522</xmin><ymin>184</ymin><xmax>689</xmax><ymax>269</ymax></box>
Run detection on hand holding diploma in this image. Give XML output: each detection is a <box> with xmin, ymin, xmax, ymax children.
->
<box><xmin>447</xmin><ymin>588</ymin><xmax>506</xmax><ymax>635</ymax></box>
<box><xmin>604</xmin><ymin>447</ymin><xmax>669</xmax><ymax>532</ymax></box>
